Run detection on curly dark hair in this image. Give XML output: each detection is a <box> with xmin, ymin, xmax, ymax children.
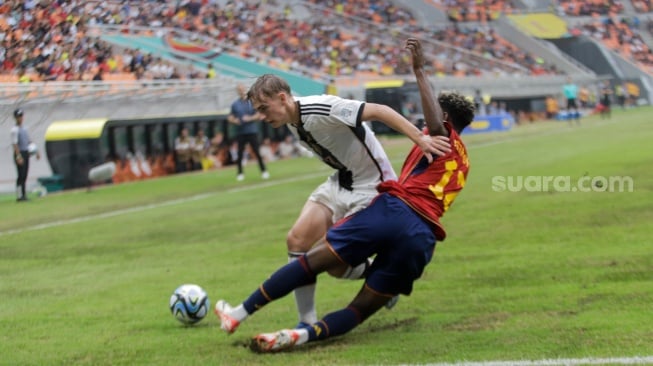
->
<box><xmin>438</xmin><ymin>92</ymin><xmax>475</xmax><ymax>133</ymax></box>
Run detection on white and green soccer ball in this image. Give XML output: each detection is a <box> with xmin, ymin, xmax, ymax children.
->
<box><xmin>169</xmin><ymin>284</ymin><xmax>210</xmax><ymax>325</ymax></box>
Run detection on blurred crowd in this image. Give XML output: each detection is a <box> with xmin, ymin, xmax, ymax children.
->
<box><xmin>0</xmin><ymin>0</ymin><xmax>110</xmax><ymax>80</ymax></box>
<box><xmin>436</xmin><ymin>0</ymin><xmax>515</xmax><ymax>22</ymax></box>
<box><xmin>555</xmin><ymin>0</ymin><xmax>624</xmax><ymax>16</ymax></box>
<box><xmin>570</xmin><ymin>15</ymin><xmax>653</xmax><ymax>74</ymax></box>
<box><xmin>1</xmin><ymin>0</ymin><xmax>573</xmax><ymax>82</ymax></box>
<box><xmin>2</xmin><ymin>0</ymin><xmax>652</xmax><ymax>83</ymax></box>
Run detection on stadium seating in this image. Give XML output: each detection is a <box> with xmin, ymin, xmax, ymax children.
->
<box><xmin>570</xmin><ymin>17</ymin><xmax>653</xmax><ymax>74</ymax></box>
<box><xmin>556</xmin><ymin>0</ymin><xmax>624</xmax><ymax>16</ymax></box>
<box><xmin>631</xmin><ymin>0</ymin><xmax>651</xmax><ymax>12</ymax></box>
<box><xmin>2</xmin><ymin>0</ymin><xmax>653</xmax><ymax>85</ymax></box>
<box><xmin>430</xmin><ymin>0</ymin><xmax>514</xmax><ymax>22</ymax></box>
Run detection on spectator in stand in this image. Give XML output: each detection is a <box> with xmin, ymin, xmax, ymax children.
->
<box><xmin>191</xmin><ymin>129</ymin><xmax>210</xmax><ymax>171</ymax></box>
<box><xmin>498</xmin><ymin>102</ymin><xmax>508</xmax><ymax>115</ymax></box>
<box><xmin>208</xmin><ymin>132</ymin><xmax>229</xmax><ymax>169</ymax></box>
<box><xmin>92</xmin><ymin>68</ymin><xmax>104</xmax><ymax>81</ymax></box>
<box><xmin>18</xmin><ymin>68</ymin><xmax>32</xmax><ymax>83</ymax></box>
<box><xmin>277</xmin><ymin>134</ymin><xmax>300</xmax><ymax>160</ymax></box>
<box><xmin>174</xmin><ymin>127</ymin><xmax>193</xmax><ymax>173</ymax></box>
<box><xmin>187</xmin><ymin>65</ymin><xmax>202</xmax><ymax>79</ymax></box>
<box><xmin>206</xmin><ymin>63</ymin><xmax>216</xmax><ymax>79</ymax></box>
<box><xmin>259</xmin><ymin>137</ymin><xmax>277</xmax><ymax>163</ymax></box>
<box><xmin>487</xmin><ymin>101</ymin><xmax>500</xmax><ymax>115</ymax></box>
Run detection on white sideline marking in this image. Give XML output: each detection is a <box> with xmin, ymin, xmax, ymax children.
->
<box><xmin>0</xmin><ymin>119</ymin><xmax>623</xmax><ymax>237</ymax></box>
<box><xmin>0</xmin><ymin>171</ymin><xmax>326</xmax><ymax>237</ymax></box>
<box><xmin>411</xmin><ymin>356</ymin><xmax>653</xmax><ymax>366</ymax></box>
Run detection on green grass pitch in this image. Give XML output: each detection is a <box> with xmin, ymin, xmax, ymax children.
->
<box><xmin>1</xmin><ymin>107</ymin><xmax>651</xmax><ymax>365</ymax></box>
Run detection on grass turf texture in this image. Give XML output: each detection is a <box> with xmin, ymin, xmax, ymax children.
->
<box><xmin>1</xmin><ymin>108</ymin><xmax>651</xmax><ymax>365</ymax></box>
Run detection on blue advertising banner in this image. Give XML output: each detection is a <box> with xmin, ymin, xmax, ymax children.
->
<box><xmin>463</xmin><ymin>113</ymin><xmax>515</xmax><ymax>134</ymax></box>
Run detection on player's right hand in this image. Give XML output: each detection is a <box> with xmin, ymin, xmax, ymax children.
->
<box><xmin>418</xmin><ymin>135</ymin><xmax>451</xmax><ymax>163</ymax></box>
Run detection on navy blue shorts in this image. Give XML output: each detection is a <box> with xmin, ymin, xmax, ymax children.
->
<box><xmin>326</xmin><ymin>193</ymin><xmax>437</xmax><ymax>296</ymax></box>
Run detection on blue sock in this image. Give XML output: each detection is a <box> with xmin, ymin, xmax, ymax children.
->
<box><xmin>243</xmin><ymin>256</ymin><xmax>316</xmax><ymax>314</ymax></box>
<box><xmin>307</xmin><ymin>306</ymin><xmax>362</xmax><ymax>342</ymax></box>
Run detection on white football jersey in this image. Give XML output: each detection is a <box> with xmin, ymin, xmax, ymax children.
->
<box><xmin>289</xmin><ymin>95</ymin><xmax>397</xmax><ymax>190</ymax></box>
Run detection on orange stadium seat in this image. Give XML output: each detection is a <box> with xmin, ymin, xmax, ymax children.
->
<box><xmin>164</xmin><ymin>154</ymin><xmax>176</xmax><ymax>175</ymax></box>
<box><xmin>0</xmin><ymin>74</ymin><xmax>18</xmax><ymax>83</ymax></box>
<box><xmin>0</xmin><ymin>16</ymin><xmax>8</xmax><ymax>30</ymax></box>
<box><xmin>103</xmin><ymin>72</ymin><xmax>137</xmax><ymax>81</ymax></box>
<box><xmin>150</xmin><ymin>156</ymin><xmax>167</xmax><ymax>177</ymax></box>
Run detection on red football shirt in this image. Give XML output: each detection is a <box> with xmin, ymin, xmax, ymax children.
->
<box><xmin>377</xmin><ymin>123</ymin><xmax>469</xmax><ymax>240</ymax></box>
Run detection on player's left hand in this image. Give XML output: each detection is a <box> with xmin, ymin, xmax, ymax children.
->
<box><xmin>405</xmin><ymin>38</ymin><xmax>425</xmax><ymax>70</ymax></box>
<box><xmin>419</xmin><ymin>135</ymin><xmax>450</xmax><ymax>163</ymax></box>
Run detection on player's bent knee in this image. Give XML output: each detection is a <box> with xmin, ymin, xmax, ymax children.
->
<box><xmin>286</xmin><ymin>231</ymin><xmax>311</xmax><ymax>252</ymax></box>
<box><xmin>287</xmin><ymin>224</ymin><xmax>326</xmax><ymax>252</ymax></box>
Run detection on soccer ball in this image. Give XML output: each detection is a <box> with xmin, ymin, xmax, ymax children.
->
<box><xmin>169</xmin><ymin>284</ymin><xmax>210</xmax><ymax>325</ymax></box>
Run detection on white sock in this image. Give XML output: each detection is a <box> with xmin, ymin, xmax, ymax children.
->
<box><xmin>229</xmin><ymin>304</ymin><xmax>250</xmax><ymax>322</ymax></box>
<box><xmin>294</xmin><ymin>328</ymin><xmax>309</xmax><ymax>345</ymax></box>
<box><xmin>340</xmin><ymin>258</ymin><xmax>372</xmax><ymax>280</ymax></box>
<box><xmin>293</xmin><ymin>284</ymin><xmax>317</xmax><ymax>324</ymax></box>
<box><xmin>340</xmin><ymin>262</ymin><xmax>366</xmax><ymax>280</ymax></box>
<box><xmin>289</xmin><ymin>254</ymin><xmax>318</xmax><ymax>324</ymax></box>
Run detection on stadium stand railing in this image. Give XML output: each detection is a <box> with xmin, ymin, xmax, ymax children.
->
<box><xmin>0</xmin><ymin>78</ymin><xmax>235</xmax><ymax>106</ymax></box>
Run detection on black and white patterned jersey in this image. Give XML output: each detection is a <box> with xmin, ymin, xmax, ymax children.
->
<box><xmin>289</xmin><ymin>94</ymin><xmax>397</xmax><ymax>190</ymax></box>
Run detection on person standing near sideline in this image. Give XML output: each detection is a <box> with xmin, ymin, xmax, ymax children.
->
<box><xmin>562</xmin><ymin>77</ymin><xmax>581</xmax><ymax>125</ymax></box>
<box><xmin>228</xmin><ymin>83</ymin><xmax>269</xmax><ymax>181</ymax></box>
<box><xmin>599</xmin><ymin>81</ymin><xmax>612</xmax><ymax>119</ymax></box>
<box><xmin>11</xmin><ymin>108</ymin><xmax>40</xmax><ymax>202</ymax></box>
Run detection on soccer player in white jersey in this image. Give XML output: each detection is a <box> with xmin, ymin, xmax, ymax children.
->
<box><xmin>218</xmin><ymin>74</ymin><xmax>449</xmax><ymax>328</ymax></box>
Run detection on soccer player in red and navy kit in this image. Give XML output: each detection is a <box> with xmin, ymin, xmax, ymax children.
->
<box><xmin>215</xmin><ymin>38</ymin><xmax>475</xmax><ymax>352</ymax></box>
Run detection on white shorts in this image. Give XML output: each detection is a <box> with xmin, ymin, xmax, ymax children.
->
<box><xmin>309</xmin><ymin>175</ymin><xmax>378</xmax><ymax>224</ymax></box>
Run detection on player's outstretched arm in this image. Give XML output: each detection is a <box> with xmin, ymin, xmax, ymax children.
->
<box><xmin>406</xmin><ymin>38</ymin><xmax>447</xmax><ymax>137</ymax></box>
<box><xmin>361</xmin><ymin>103</ymin><xmax>450</xmax><ymax>161</ymax></box>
